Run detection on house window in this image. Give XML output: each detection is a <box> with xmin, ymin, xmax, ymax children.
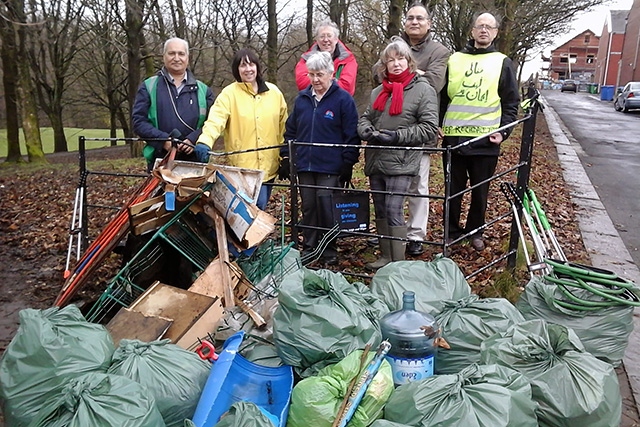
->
<box><xmin>584</xmin><ymin>35</ymin><xmax>590</xmax><ymax>43</ymax></box>
<box><xmin>586</xmin><ymin>55</ymin><xmax>595</xmax><ymax>64</ymax></box>
<box><xmin>560</xmin><ymin>55</ymin><xmax>568</xmax><ymax>63</ymax></box>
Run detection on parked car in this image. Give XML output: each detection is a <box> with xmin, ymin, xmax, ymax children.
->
<box><xmin>561</xmin><ymin>80</ymin><xmax>577</xmax><ymax>93</ymax></box>
<box><xmin>614</xmin><ymin>82</ymin><xmax>640</xmax><ymax>113</ymax></box>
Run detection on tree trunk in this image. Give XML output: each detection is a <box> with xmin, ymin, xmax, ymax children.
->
<box><xmin>9</xmin><ymin>0</ymin><xmax>46</xmax><ymax>163</ymax></box>
<box><xmin>329</xmin><ymin>0</ymin><xmax>340</xmax><ymax>28</ymax></box>
<box><xmin>110</xmin><ymin>109</ymin><xmax>118</xmax><ymax>145</ymax></box>
<box><xmin>1</xmin><ymin>16</ymin><xmax>23</xmax><ymax>163</ymax></box>
<box><xmin>387</xmin><ymin>0</ymin><xmax>403</xmax><ymax>39</ymax></box>
<box><xmin>266</xmin><ymin>0</ymin><xmax>277</xmax><ymax>83</ymax></box>
<box><xmin>126</xmin><ymin>0</ymin><xmax>144</xmax><ymax>157</ymax></box>
<box><xmin>306</xmin><ymin>0</ymin><xmax>313</xmax><ymax>47</ymax></box>
<box><xmin>51</xmin><ymin>110</ymin><xmax>68</xmax><ymax>153</ymax></box>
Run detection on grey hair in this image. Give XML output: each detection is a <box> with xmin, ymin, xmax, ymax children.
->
<box><xmin>405</xmin><ymin>2</ymin><xmax>431</xmax><ymax>19</ymax></box>
<box><xmin>314</xmin><ymin>19</ymin><xmax>340</xmax><ymax>39</ymax></box>
<box><xmin>163</xmin><ymin>38</ymin><xmax>189</xmax><ymax>55</ymax></box>
<box><xmin>306</xmin><ymin>51</ymin><xmax>334</xmax><ymax>74</ymax></box>
<box><xmin>377</xmin><ymin>36</ymin><xmax>417</xmax><ymax>81</ymax></box>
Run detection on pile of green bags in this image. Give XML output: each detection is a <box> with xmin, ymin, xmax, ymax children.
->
<box><xmin>273</xmin><ymin>268</ymin><xmax>388</xmax><ymax>377</ymax></box>
<box><xmin>480</xmin><ymin>319</ymin><xmax>621</xmax><ymax>427</ymax></box>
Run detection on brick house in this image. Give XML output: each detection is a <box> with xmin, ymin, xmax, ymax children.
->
<box><xmin>618</xmin><ymin>0</ymin><xmax>640</xmax><ymax>85</ymax></box>
<box><xmin>547</xmin><ymin>30</ymin><xmax>600</xmax><ymax>82</ymax></box>
<box><xmin>594</xmin><ymin>10</ymin><xmax>629</xmax><ymax>87</ymax></box>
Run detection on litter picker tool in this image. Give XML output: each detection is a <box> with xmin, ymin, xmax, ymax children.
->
<box><xmin>505</xmin><ymin>183</ymin><xmax>548</xmax><ymax>268</ymax></box>
<box><xmin>526</xmin><ymin>188</ymin><xmax>567</xmax><ymax>261</ymax></box>
<box><xmin>64</xmin><ymin>171</ymin><xmax>88</xmax><ymax>279</ymax></box>
<box><xmin>501</xmin><ymin>182</ymin><xmax>549</xmax><ymax>276</ymax></box>
<box><xmin>333</xmin><ymin>341</ymin><xmax>392</xmax><ymax>427</ymax></box>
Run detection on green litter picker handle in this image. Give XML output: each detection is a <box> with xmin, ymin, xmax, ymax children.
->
<box><xmin>527</xmin><ymin>189</ymin><xmax>551</xmax><ymax>230</ymax></box>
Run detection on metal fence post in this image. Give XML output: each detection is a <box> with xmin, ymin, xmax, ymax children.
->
<box><xmin>507</xmin><ymin>92</ymin><xmax>539</xmax><ymax>269</ymax></box>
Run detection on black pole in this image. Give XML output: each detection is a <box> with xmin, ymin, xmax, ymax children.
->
<box><xmin>443</xmin><ymin>146</ymin><xmax>452</xmax><ymax>257</ymax></box>
<box><xmin>287</xmin><ymin>139</ymin><xmax>300</xmax><ymax>249</ymax></box>
<box><xmin>79</xmin><ymin>136</ymin><xmax>89</xmax><ymax>252</ymax></box>
<box><xmin>507</xmin><ymin>90</ymin><xmax>539</xmax><ymax>269</ymax></box>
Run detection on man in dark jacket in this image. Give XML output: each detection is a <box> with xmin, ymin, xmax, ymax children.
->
<box><xmin>132</xmin><ymin>37</ymin><xmax>214</xmax><ymax>172</ymax></box>
<box><xmin>439</xmin><ymin>12</ymin><xmax>520</xmax><ymax>251</ymax></box>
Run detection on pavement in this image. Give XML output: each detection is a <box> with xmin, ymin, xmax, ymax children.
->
<box><xmin>541</xmin><ymin>94</ymin><xmax>640</xmax><ymax>425</ymax></box>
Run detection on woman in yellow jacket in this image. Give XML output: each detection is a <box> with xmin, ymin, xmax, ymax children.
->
<box><xmin>197</xmin><ymin>48</ymin><xmax>288</xmax><ymax>209</ymax></box>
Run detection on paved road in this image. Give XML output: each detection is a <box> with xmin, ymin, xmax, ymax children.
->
<box><xmin>542</xmin><ymin>89</ymin><xmax>640</xmax><ymax>267</ymax></box>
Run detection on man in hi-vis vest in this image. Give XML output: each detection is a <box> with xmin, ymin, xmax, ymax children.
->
<box><xmin>132</xmin><ymin>38</ymin><xmax>214</xmax><ymax>172</ymax></box>
<box><xmin>439</xmin><ymin>12</ymin><xmax>519</xmax><ymax>251</ymax></box>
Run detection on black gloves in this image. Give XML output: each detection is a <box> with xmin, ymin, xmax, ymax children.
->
<box><xmin>376</xmin><ymin>129</ymin><xmax>399</xmax><ymax>145</ymax></box>
<box><xmin>339</xmin><ymin>163</ymin><xmax>353</xmax><ymax>187</ymax></box>
<box><xmin>359</xmin><ymin>126</ymin><xmax>375</xmax><ymax>141</ymax></box>
<box><xmin>278</xmin><ymin>158</ymin><xmax>291</xmax><ymax>180</ymax></box>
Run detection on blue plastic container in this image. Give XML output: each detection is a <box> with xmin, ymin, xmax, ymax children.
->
<box><xmin>191</xmin><ymin>331</ymin><xmax>294</xmax><ymax>427</ymax></box>
<box><xmin>380</xmin><ymin>291</ymin><xmax>439</xmax><ymax>386</ymax></box>
<box><xmin>600</xmin><ymin>85</ymin><xmax>615</xmax><ymax>101</ymax></box>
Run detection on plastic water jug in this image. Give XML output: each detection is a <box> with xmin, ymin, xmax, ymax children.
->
<box><xmin>380</xmin><ymin>290</ymin><xmax>439</xmax><ymax>386</ymax></box>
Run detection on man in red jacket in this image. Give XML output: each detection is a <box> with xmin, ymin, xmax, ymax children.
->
<box><xmin>295</xmin><ymin>20</ymin><xmax>358</xmax><ymax>96</ymax></box>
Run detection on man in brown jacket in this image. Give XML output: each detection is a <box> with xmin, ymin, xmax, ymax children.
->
<box><xmin>401</xmin><ymin>2</ymin><xmax>451</xmax><ymax>256</ymax></box>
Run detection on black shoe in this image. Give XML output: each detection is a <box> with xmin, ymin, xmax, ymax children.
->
<box><xmin>406</xmin><ymin>241</ymin><xmax>424</xmax><ymax>256</ymax></box>
<box><xmin>471</xmin><ymin>237</ymin><xmax>485</xmax><ymax>251</ymax></box>
<box><xmin>367</xmin><ymin>237</ymin><xmax>379</xmax><ymax>246</ymax></box>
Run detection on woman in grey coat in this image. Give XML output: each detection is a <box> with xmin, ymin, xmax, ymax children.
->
<box><xmin>358</xmin><ymin>36</ymin><xmax>438</xmax><ymax>269</ymax></box>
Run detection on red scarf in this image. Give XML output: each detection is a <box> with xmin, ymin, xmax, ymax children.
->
<box><xmin>372</xmin><ymin>68</ymin><xmax>415</xmax><ymax>116</ymax></box>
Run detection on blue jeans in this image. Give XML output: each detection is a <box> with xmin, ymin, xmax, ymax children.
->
<box><xmin>256</xmin><ymin>179</ymin><xmax>274</xmax><ymax>210</ymax></box>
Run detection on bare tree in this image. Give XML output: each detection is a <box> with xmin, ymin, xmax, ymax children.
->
<box><xmin>76</xmin><ymin>0</ymin><xmax>130</xmax><ymax>142</ymax></box>
<box><xmin>25</xmin><ymin>0</ymin><xmax>86</xmax><ymax>153</ymax></box>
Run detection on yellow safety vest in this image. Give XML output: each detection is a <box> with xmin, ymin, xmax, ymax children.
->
<box><xmin>443</xmin><ymin>51</ymin><xmax>505</xmax><ymax>137</ymax></box>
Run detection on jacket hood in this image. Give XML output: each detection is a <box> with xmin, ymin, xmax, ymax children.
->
<box><xmin>461</xmin><ymin>40</ymin><xmax>498</xmax><ymax>55</ymax></box>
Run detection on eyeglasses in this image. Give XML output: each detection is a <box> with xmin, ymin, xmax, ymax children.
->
<box><xmin>317</xmin><ymin>33</ymin><xmax>335</xmax><ymax>40</ymax></box>
<box><xmin>473</xmin><ymin>24</ymin><xmax>498</xmax><ymax>31</ymax></box>
<box><xmin>406</xmin><ymin>15</ymin><xmax>428</xmax><ymax>22</ymax></box>
<box><xmin>307</xmin><ymin>72</ymin><xmax>327</xmax><ymax>79</ymax></box>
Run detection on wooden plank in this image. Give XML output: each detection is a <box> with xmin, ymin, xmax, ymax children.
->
<box><xmin>129</xmin><ymin>282</ymin><xmax>216</xmax><ymax>343</ymax></box>
<box><xmin>212</xmin><ymin>209</ymin><xmax>235</xmax><ymax>308</ymax></box>
<box><xmin>106</xmin><ymin>308</ymin><xmax>173</xmax><ymax>347</ymax></box>
<box><xmin>189</xmin><ymin>258</ymin><xmax>241</xmax><ymax>298</ymax></box>
<box><xmin>175</xmin><ymin>297</ymin><xmax>225</xmax><ymax>351</ymax></box>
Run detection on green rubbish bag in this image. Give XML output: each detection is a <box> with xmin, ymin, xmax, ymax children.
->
<box><xmin>107</xmin><ymin>339</ymin><xmax>211</xmax><ymax>427</ymax></box>
<box><xmin>27</xmin><ymin>372</ymin><xmax>165</xmax><ymax>427</ymax></box>
<box><xmin>370</xmin><ymin>256</ymin><xmax>471</xmax><ymax>314</ymax></box>
<box><xmin>435</xmin><ymin>295</ymin><xmax>525</xmax><ymax>374</ymax></box>
<box><xmin>369</xmin><ymin>422</ymin><xmax>411</xmax><ymax>427</ymax></box>
<box><xmin>273</xmin><ymin>268</ymin><xmax>389</xmax><ymax>377</ymax></box>
<box><xmin>480</xmin><ymin>319</ymin><xmax>621</xmax><ymax>427</ymax></box>
<box><xmin>0</xmin><ymin>306</ymin><xmax>114</xmax><ymax>427</ymax></box>
<box><xmin>383</xmin><ymin>364</ymin><xmax>538</xmax><ymax>427</ymax></box>
<box><xmin>287</xmin><ymin>349</ymin><xmax>394</xmax><ymax>427</ymax></box>
<box><xmin>516</xmin><ymin>275</ymin><xmax>634</xmax><ymax>366</ymax></box>
<box><xmin>212</xmin><ymin>401</ymin><xmax>278</xmax><ymax>427</ymax></box>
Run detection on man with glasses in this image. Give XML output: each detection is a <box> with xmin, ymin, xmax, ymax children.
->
<box><xmin>295</xmin><ymin>19</ymin><xmax>358</xmax><ymax>95</ymax></box>
<box><xmin>439</xmin><ymin>12</ymin><xmax>519</xmax><ymax>251</ymax></box>
<box><xmin>133</xmin><ymin>37</ymin><xmax>214</xmax><ymax>172</ymax></box>
<box><xmin>401</xmin><ymin>2</ymin><xmax>450</xmax><ymax>256</ymax></box>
